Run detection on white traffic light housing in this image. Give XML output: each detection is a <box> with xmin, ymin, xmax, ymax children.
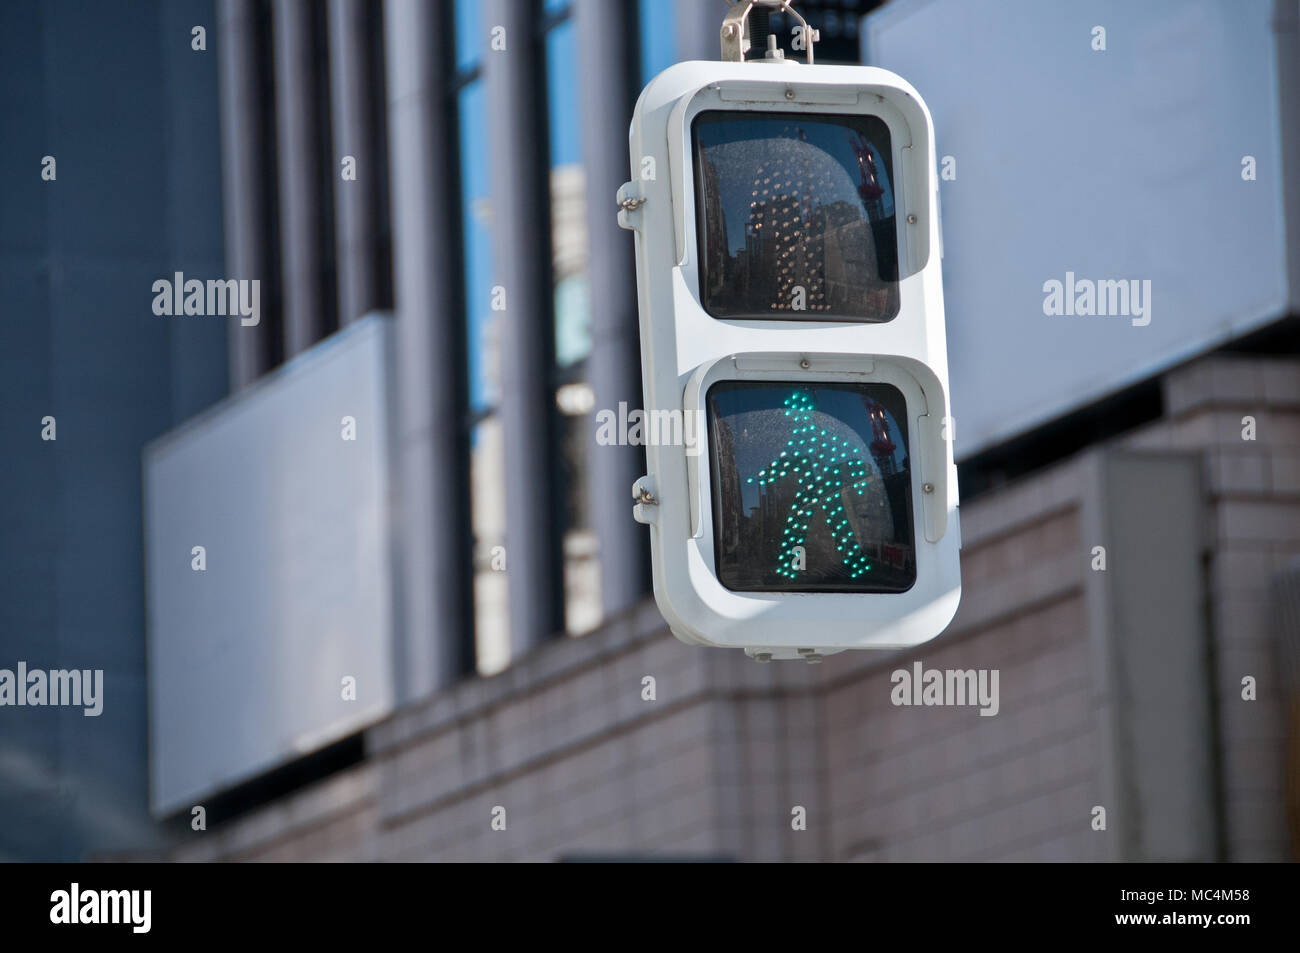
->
<box><xmin>620</xmin><ymin>22</ymin><xmax>960</xmax><ymax>661</ymax></box>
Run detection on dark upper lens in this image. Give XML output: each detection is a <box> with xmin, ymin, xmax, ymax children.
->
<box><xmin>694</xmin><ymin>111</ymin><xmax>900</xmax><ymax>322</ymax></box>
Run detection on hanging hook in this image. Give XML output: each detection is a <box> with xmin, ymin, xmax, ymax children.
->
<box><xmin>720</xmin><ymin>0</ymin><xmax>819</xmax><ymax>66</ymax></box>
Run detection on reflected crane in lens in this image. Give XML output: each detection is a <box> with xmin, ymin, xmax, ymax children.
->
<box><xmin>744</xmin><ymin>388</ymin><xmax>874</xmax><ymax>580</ymax></box>
<box><xmin>850</xmin><ymin>132</ymin><xmax>886</xmax><ymax>217</ymax></box>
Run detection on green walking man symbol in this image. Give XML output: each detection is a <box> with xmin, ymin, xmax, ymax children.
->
<box><xmin>744</xmin><ymin>389</ymin><xmax>874</xmax><ymax>581</ymax></box>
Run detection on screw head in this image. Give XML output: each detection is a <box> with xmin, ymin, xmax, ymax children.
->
<box><xmin>906</xmin><ymin>213</ymin><xmax>918</xmax><ymax>224</ymax></box>
<box><xmin>785</xmin><ymin>87</ymin><xmax>796</xmax><ymax>100</ymax></box>
<box><xmin>923</xmin><ymin>482</ymin><xmax>935</xmax><ymax>494</ymax></box>
<box><xmin>799</xmin><ymin>358</ymin><xmax>811</xmax><ymax>369</ymax></box>
<box><xmin>722</xmin><ymin>23</ymin><xmax>739</xmax><ymax>38</ymax></box>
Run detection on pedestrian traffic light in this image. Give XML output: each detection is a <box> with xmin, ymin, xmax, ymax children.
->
<box><xmin>619</xmin><ymin>3</ymin><xmax>960</xmax><ymax>661</ymax></box>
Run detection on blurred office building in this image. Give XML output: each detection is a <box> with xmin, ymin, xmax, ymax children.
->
<box><xmin>2</xmin><ymin>0</ymin><xmax>1299</xmax><ymax>861</ymax></box>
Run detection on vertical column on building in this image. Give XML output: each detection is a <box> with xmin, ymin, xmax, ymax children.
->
<box><xmin>1274</xmin><ymin>0</ymin><xmax>1300</xmax><ymax>314</ymax></box>
<box><xmin>675</xmin><ymin>0</ymin><xmax>718</xmax><ymax>62</ymax></box>
<box><xmin>483</xmin><ymin>0</ymin><xmax>566</xmax><ymax>656</ymax></box>
<box><xmin>274</xmin><ymin>0</ymin><xmax>337</xmax><ymax>356</ymax></box>
<box><xmin>215</xmin><ymin>0</ymin><xmax>279</xmax><ymax>388</ymax></box>
<box><xmin>575</xmin><ymin>0</ymin><xmax>650</xmax><ymax>618</ymax></box>
<box><xmin>329</xmin><ymin>0</ymin><xmax>388</xmax><ymax>324</ymax></box>
<box><xmin>1081</xmin><ymin>450</ymin><xmax>1219</xmax><ymax>861</ymax></box>
<box><xmin>385</xmin><ymin>0</ymin><xmax>476</xmax><ymax>695</ymax></box>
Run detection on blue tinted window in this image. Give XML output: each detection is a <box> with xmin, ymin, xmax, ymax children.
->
<box><xmin>638</xmin><ymin>0</ymin><xmax>676</xmax><ymax>84</ymax></box>
<box><xmin>458</xmin><ymin>81</ymin><xmax>495</xmax><ymax>411</ymax></box>
<box><xmin>545</xmin><ymin>18</ymin><xmax>589</xmax><ymax>366</ymax></box>
<box><xmin>454</xmin><ymin>0</ymin><xmax>482</xmax><ymax>71</ymax></box>
<box><xmin>546</xmin><ymin>19</ymin><xmax>582</xmax><ymax>168</ymax></box>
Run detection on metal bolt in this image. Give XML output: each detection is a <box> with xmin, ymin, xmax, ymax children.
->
<box><xmin>632</xmin><ymin>477</ymin><xmax>657</xmax><ymax>506</ymax></box>
<box><xmin>785</xmin><ymin>87</ymin><xmax>795</xmax><ymax>101</ymax></box>
<box><xmin>799</xmin><ymin>358</ymin><xmax>810</xmax><ymax>369</ymax></box>
<box><xmin>922</xmin><ymin>482</ymin><xmax>934</xmax><ymax>494</ymax></box>
<box><xmin>906</xmin><ymin>213</ymin><xmax>918</xmax><ymax>224</ymax></box>
<box><xmin>722</xmin><ymin>23</ymin><xmax>739</xmax><ymax>39</ymax></box>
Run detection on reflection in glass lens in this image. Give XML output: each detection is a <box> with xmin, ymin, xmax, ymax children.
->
<box><xmin>694</xmin><ymin>111</ymin><xmax>899</xmax><ymax>322</ymax></box>
<box><xmin>708</xmin><ymin>381</ymin><xmax>915</xmax><ymax>593</ymax></box>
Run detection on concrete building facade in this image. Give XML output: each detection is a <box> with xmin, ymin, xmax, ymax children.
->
<box><xmin>164</xmin><ymin>352</ymin><xmax>1299</xmax><ymax>862</ymax></box>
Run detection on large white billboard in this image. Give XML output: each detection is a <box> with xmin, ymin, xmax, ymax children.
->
<box><xmin>865</xmin><ymin>0</ymin><xmax>1294</xmax><ymax>456</ymax></box>
<box><xmin>144</xmin><ymin>317</ymin><xmax>397</xmax><ymax>816</ymax></box>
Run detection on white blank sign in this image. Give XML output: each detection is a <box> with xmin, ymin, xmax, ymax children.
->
<box><xmin>144</xmin><ymin>317</ymin><xmax>396</xmax><ymax>816</ymax></box>
<box><xmin>865</xmin><ymin>0</ymin><xmax>1291</xmax><ymax>456</ymax></box>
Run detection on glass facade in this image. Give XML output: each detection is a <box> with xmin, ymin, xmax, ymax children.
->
<box><xmin>638</xmin><ymin>0</ymin><xmax>676</xmax><ymax>84</ymax></box>
<box><xmin>407</xmin><ymin>1</ymin><xmax>889</xmax><ymax>656</ymax></box>
<box><xmin>458</xmin><ymin>80</ymin><xmax>495</xmax><ymax>412</ymax></box>
<box><xmin>545</xmin><ymin>14</ymin><xmax>591</xmax><ymax>369</ymax></box>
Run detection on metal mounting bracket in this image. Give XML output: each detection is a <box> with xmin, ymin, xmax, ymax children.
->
<box><xmin>720</xmin><ymin>0</ymin><xmax>819</xmax><ymax>65</ymax></box>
